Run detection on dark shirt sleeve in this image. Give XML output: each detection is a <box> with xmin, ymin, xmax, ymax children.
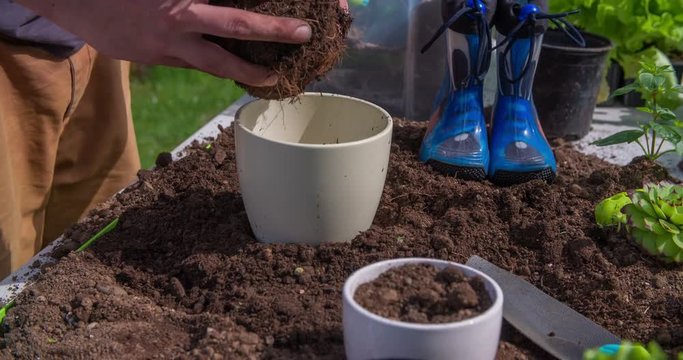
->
<box><xmin>0</xmin><ymin>0</ymin><xmax>84</xmax><ymax>58</ymax></box>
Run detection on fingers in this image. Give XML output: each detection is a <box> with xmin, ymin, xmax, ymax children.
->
<box><xmin>339</xmin><ymin>0</ymin><xmax>349</xmax><ymax>11</ymax></box>
<box><xmin>182</xmin><ymin>4</ymin><xmax>312</xmax><ymax>44</ymax></box>
<box><xmin>173</xmin><ymin>38</ymin><xmax>278</xmax><ymax>87</ymax></box>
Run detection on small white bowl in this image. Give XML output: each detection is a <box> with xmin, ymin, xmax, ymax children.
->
<box><xmin>343</xmin><ymin>258</ymin><xmax>503</xmax><ymax>360</ymax></box>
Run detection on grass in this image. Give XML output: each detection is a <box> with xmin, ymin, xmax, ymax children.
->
<box><xmin>131</xmin><ymin>66</ymin><xmax>245</xmax><ymax>168</ymax></box>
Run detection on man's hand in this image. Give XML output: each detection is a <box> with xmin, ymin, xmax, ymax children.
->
<box><xmin>17</xmin><ymin>0</ymin><xmax>349</xmax><ymax>87</ymax></box>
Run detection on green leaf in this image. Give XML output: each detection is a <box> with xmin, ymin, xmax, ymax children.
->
<box><xmin>644</xmin><ymin>217</ymin><xmax>667</xmax><ymax>235</ymax></box>
<box><xmin>673</xmin><ymin>233</ymin><xmax>683</xmax><ymax>248</ymax></box>
<box><xmin>662</xmin><ymin>240</ymin><xmax>680</xmax><ymax>257</ymax></box>
<box><xmin>661</xmin><ymin>202</ymin><xmax>675</xmax><ymax>219</ymax></box>
<box><xmin>639</xmin><ymin>73</ymin><xmax>656</xmax><ymax>91</ymax></box>
<box><xmin>652</xmin><ymin>123</ymin><xmax>681</xmax><ymax>143</ymax></box>
<box><xmin>676</xmin><ymin>142</ymin><xmax>683</xmax><ymax>156</ymax></box>
<box><xmin>659</xmin><ymin>219</ymin><xmax>680</xmax><ymax>234</ymax></box>
<box><xmin>657</xmin><ymin>108</ymin><xmax>678</xmax><ymax>121</ymax></box>
<box><xmin>0</xmin><ymin>300</ymin><xmax>15</xmax><ymax>325</ymax></box>
<box><xmin>611</xmin><ymin>83</ymin><xmax>639</xmax><ymax>97</ymax></box>
<box><xmin>595</xmin><ymin>192</ymin><xmax>632</xmax><ymax>228</ymax></box>
<box><xmin>636</xmin><ymin>106</ymin><xmax>654</xmax><ymax>114</ymax></box>
<box><xmin>652</xmin><ymin>202</ymin><xmax>668</xmax><ymax>219</ymax></box>
<box><xmin>592</xmin><ymin>130</ymin><xmax>645</xmax><ymax>146</ymax></box>
<box><xmin>653</xmin><ymin>75</ymin><xmax>666</xmax><ymax>89</ymax></box>
<box><xmin>637</xmin><ymin>196</ymin><xmax>659</xmax><ymax>218</ymax></box>
<box><xmin>76</xmin><ymin>218</ymin><xmax>119</xmax><ymax>252</ymax></box>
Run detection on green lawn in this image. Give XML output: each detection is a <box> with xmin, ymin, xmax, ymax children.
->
<box><xmin>131</xmin><ymin>66</ymin><xmax>245</xmax><ymax>169</ymax></box>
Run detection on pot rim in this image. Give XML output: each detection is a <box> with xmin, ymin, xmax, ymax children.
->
<box><xmin>343</xmin><ymin>257</ymin><xmax>504</xmax><ymax>331</ymax></box>
<box><xmin>235</xmin><ymin>92</ymin><xmax>393</xmax><ymax>149</ymax></box>
<box><xmin>542</xmin><ymin>29</ymin><xmax>613</xmax><ymax>54</ymax></box>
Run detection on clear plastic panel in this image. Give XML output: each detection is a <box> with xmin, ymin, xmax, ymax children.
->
<box><xmin>308</xmin><ymin>0</ymin><xmax>497</xmax><ymax>121</ymax></box>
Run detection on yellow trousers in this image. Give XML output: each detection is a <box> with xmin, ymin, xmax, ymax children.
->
<box><xmin>0</xmin><ymin>39</ymin><xmax>140</xmax><ymax>279</ymax></box>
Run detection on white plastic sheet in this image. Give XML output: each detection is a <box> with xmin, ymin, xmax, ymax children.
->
<box><xmin>309</xmin><ymin>0</ymin><xmax>497</xmax><ymax>121</ymax></box>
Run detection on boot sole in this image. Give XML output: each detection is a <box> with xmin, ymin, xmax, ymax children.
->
<box><xmin>427</xmin><ymin>160</ymin><xmax>487</xmax><ymax>181</ymax></box>
<box><xmin>489</xmin><ymin>168</ymin><xmax>556</xmax><ymax>186</ymax></box>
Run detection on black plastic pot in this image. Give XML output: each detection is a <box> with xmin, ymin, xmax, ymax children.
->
<box><xmin>533</xmin><ymin>29</ymin><xmax>613</xmax><ymax>140</ymax></box>
<box><xmin>672</xmin><ymin>58</ymin><xmax>683</xmax><ymax>83</ymax></box>
<box><xmin>621</xmin><ymin>78</ymin><xmax>645</xmax><ymax>107</ymax></box>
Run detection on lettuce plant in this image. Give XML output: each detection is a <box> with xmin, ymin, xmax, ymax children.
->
<box><xmin>548</xmin><ymin>1</ymin><xmax>683</xmax><ymax>74</ymax></box>
<box><xmin>549</xmin><ymin>0</ymin><xmax>683</xmax><ymax>108</ymax></box>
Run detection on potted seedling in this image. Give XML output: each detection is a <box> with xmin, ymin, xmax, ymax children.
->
<box><xmin>592</xmin><ymin>61</ymin><xmax>683</xmax><ymax>161</ymax></box>
<box><xmin>342</xmin><ymin>258</ymin><xmax>503</xmax><ymax>360</ymax></box>
<box><xmin>595</xmin><ymin>182</ymin><xmax>683</xmax><ymax>263</ymax></box>
<box><xmin>234</xmin><ymin>93</ymin><xmax>393</xmax><ymax>245</ymax></box>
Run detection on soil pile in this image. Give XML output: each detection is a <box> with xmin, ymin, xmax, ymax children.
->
<box><xmin>2</xmin><ymin>120</ymin><xmax>681</xmax><ymax>359</ymax></box>
<box><xmin>354</xmin><ymin>264</ymin><xmax>492</xmax><ymax>324</ymax></box>
<box><xmin>207</xmin><ymin>0</ymin><xmax>351</xmax><ymax>99</ymax></box>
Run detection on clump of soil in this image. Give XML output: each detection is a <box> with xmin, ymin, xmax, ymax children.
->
<box><xmin>354</xmin><ymin>264</ymin><xmax>492</xmax><ymax>324</ymax></box>
<box><xmin>207</xmin><ymin>0</ymin><xmax>351</xmax><ymax>99</ymax></box>
<box><xmin>2</xmin><ymin>120</ymin><xmax>682</xmax><ymax>359</ymax></box>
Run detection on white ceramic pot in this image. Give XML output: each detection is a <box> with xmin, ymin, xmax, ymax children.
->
<box><xmin>343</xmin><ymin>258</ymin><xmax>504</xmax><ymax>360</ymax></box>
<box><xmin>234</xmin><ymin>93</ymin><xmax>393</xmax><ymax>245</ymax></box>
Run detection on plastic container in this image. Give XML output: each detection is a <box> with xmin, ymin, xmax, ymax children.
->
<box><xmin>308</xmin><ymin>0</ymin><xmax>497</xmax><ymax>121</ymax></box>
<box><xmin>234</xmin><ymin>93</ymin><xmax>392</xmax><ymax>245</ymax></box>
<box><xmin>533</xmin><ymin>29</ymin><xmax>613</xmax><ymax>140</ymax></box>
<box><xmin>343</xmin><ymin>258</ymin><xmax>503</xmax><ymax>360</ymax></box>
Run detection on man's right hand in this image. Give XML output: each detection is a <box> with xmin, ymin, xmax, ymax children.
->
<box><xmin>17</xmin><ymin>0</ymin><xmax>345</xmax><ymax>87</ymax></box>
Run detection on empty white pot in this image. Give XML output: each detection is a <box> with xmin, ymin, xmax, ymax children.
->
<box><xmin>234</xmin><ymin>93</ymin><xmax>393</xmax><ymax>245</ymax></box>
<box><xmin>343</xmin><ymin>258</ymin><xmax>503</xmax><ymax>360</ymax></box>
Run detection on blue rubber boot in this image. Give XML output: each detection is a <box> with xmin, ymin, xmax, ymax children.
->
<box><xmin>488</xmin><ymin>0</ymin><xmax>584</xmax><ymax>185</ymax></box>
<box><xmin>419</xmin><ymin>0</ymin><xmax>497</xmax><ymax>181</ymax></box>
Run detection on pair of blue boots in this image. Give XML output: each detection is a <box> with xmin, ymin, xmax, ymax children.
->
<box><xmin>419</xmin><ymin>0</ymin><xmax>584</xmax><ymax>185</ymax></box>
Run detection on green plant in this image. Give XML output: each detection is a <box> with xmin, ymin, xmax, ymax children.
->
<box><xmin>583</xmin><ymin>341</ymin><xmax>670</xmax><ymax>360</ymax></box>
<box><xmin>76</xmin><ymin>218</ymin><xmax>119</xmax><ymax>252</ymax></box>
<box><xmin>0</xmin><ymin>300</ymin><xmax>15</xmax><ymax>325</ymax></box>
<box><xmin>595</xmin><ymin>191</ymin><xmax>631</xmax><ymax>229</ymax></box>
<box><xmin>595</xmin><ymin>182</ymin><xmax>683</xmax><ymax>263</ymax></box>
<box><xmin>592</xmin><ymin>61</ymin><xmax>683</xmax><ymax>160</ymax></box>
<box><xmin>549</xmin><ymin>0</ymin><xmax>683</xmax><ymax>108</ymax></box>
<box><xmin>548</xmin><ymin>1</ymin><xmax>683</xmax><ymax>72</ymax></box>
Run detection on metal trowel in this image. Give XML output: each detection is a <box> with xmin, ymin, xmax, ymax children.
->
<box><xmin>466</xmin><ymin>256</ymin><xmax>621</xmax><ymax>360</ymax></box>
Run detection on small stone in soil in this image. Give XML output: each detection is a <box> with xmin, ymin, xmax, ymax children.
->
<box><xmin>155</xmin><ymin>152</ymin><xmax>173</xmax><ymax>168</ymax></box>
<box><xmin>170</xmin><ymin>277</ymin><xmax>186</xmax><ymax>298</ymax></box>
<box><xmin>653</xmin><ymin>275</ymin><xmax>667</xmax><ymax>289</ymax></box>
<box><xmin>213</xmin><ymin>149</ymin><xmax>227</xmax><ymax>164</ymax></box>
<box><xmin>95</xmin><ymin>284</ymin><xmax>109</xmax><ymax>294</ymax></box>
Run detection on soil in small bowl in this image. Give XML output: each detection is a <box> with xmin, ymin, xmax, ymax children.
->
<box><xmin>206</xmin><ymin>0</ymin><xmax>352</xmax><ymax>99</ymax></box>
<box><xmin>354</xmin><ymin>264</ymin><xmax>492</xmax><ymax>324</ymax></box>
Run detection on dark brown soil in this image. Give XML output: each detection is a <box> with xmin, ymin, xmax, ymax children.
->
<box><xmin>207</xmin><ymin>0</ymin><xmax>351</xmax><ymax>99</ymax></box>
<box><xmin>354</xmin><ymin>264</ymin><xmax>492</xmax><ymax>324</ymax></box>
<box><xmin>2</xmin><ymin>120</ymin><xmax>682</xmax><ymax>359</ymax></box>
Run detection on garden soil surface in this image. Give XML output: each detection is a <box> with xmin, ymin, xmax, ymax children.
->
<box><xmin>3</xmin><ymin>120</ymin><xmax>683</xmax><ymax>359</ymax></box>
